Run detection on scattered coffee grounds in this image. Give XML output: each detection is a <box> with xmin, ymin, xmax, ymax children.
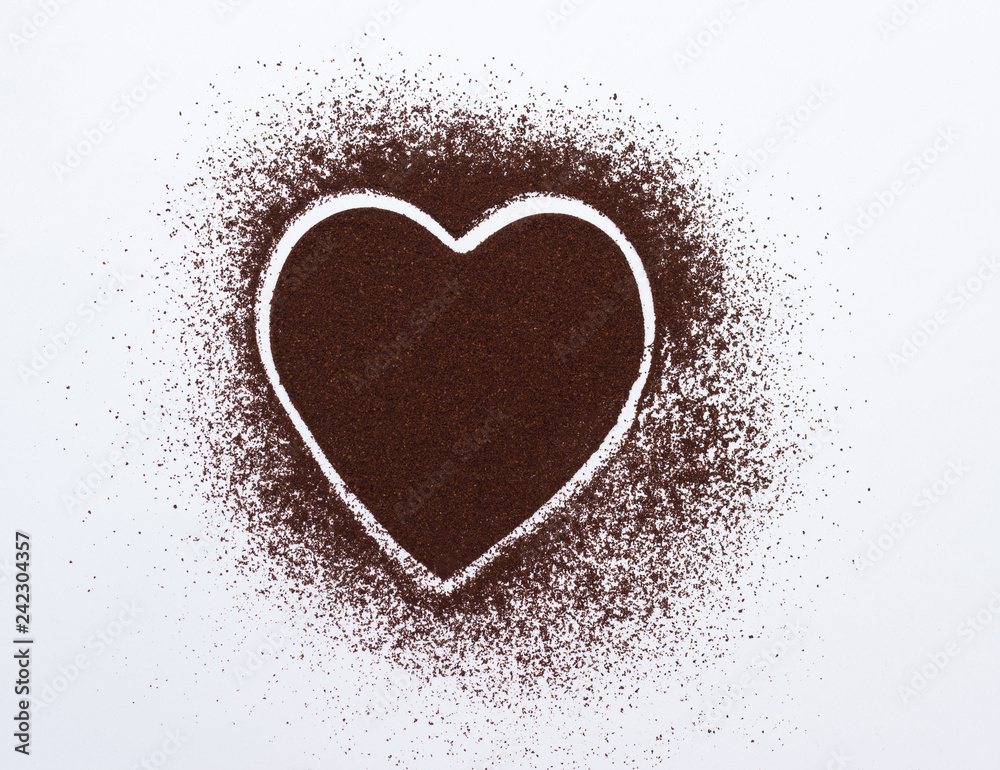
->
<box><xmin>270</xmin><ymin>208</ymin><xmax>645</xmax><ymax>580</ymax></box>
<box><xmin>161</xmin><ymin>59</ymin><xmax>813</xmax><ymax>749</ymax></box>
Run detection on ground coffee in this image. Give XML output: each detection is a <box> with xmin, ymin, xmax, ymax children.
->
<box><xmin>271</xmin><ymin>208</ymin><xmax>644</xmax><ymax>579</ymax></box>
<box><xmin>165</xmin><ymin>60</ymin><xmax>810</xmax><ymax>724</ymax></box>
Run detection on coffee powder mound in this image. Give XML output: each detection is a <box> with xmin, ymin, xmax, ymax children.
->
<box><xmin>162</xmin><ymin>60</ymin><xmax>811</xmax><ymax>739</ymax></box>
<box><xmin>271</xmin><ymin>208</ymin><xmax>645</xmax><ymax>580</ymax></box>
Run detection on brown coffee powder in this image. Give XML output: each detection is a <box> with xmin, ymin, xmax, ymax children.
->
<box><xmin>163</xmin><ymin>60</ymin><xmax>811</xmax><ymax>732</ymax></box>
<box><xmin>271</xmin><ymin>208</ymin><xmax>645</xmax><ymax>580</ymax></box>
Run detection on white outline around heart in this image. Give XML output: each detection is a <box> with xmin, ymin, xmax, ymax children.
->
<box><xmin>256</xmin><ymin>191</ymin><xmax>656</xmax><ymax>594</ymax></box>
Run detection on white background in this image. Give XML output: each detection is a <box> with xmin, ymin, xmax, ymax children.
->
<box><xmin>2</xmin><ymin>0</ymin><xmax>999</xmax><ymax>768</ymax></box>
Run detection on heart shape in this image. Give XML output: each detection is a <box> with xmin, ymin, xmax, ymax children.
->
<box><xmin>257</xmin><ymin>192</ymin><xmax>655</xmax><ymax>592</ymax></box>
